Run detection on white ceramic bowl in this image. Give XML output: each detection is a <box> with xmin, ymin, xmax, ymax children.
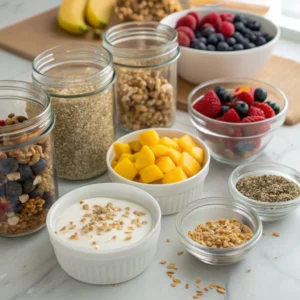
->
<box><xmin>46</xmin><ymin>183</ymin><xmax>161</xmax><ymax>285</ymax></box>
<box><xmin>161</xmin><ymin>8</ymin><xmax>280</xmax><ymax>84</ymax></box>
<box><xmin>106</xmin><ymin>128</ymin><xmax>210</xmax><ymax>215</ymax></box>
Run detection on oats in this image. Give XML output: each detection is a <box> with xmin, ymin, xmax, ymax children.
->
<box><xmin>80</xmin><ymin>218</ymin><xmax>86</xmax><ymax>223</ymax></box>
<box><xmin>273</xmin><ymin>232</ymin><xmax>280</xmax><ymax>237</ymax></box>
<box><xmin>124</xmin><ymin>235</ymin><xmax>132</xmax><ymax>241</ymax></box>
<box><xmin>209</xmin><ymin>283</ymin><xmax>217</xmax><ymax>289</ymax></box>
<box><xmin>204</xmin><ymin>288</ymin><xmax>209</xmax><ymax>292</ymax></box>
<box><xmin>177</xmin><ymin>251</ymin><xmax>184</xmax><ymax>255</ymax></box>
<box><xmin>195</xmin><ymin>277</ymin><xmax>202</xmax><ymax>283</ymax></box>
<box><xmin>69</xmin><ymin>224</ymin><xmax>76</xmax><ymax>230</ymax></box>
<box><xmin>170</xmin><ymin>283</ymin><xmax>177</xmax><ymax>287</ymax></box>
<box><xmin>196</xmin><ymin>284</ymin><xmax>202</xmax><ymax>288</ymax></box>
<box><xmin>185</xmin><ymin>284</ymin><xmax>189</xmax><ymax>289</ymax></box>
<box><xmin>160</xmin><ymin>260</ymin><xmax>166</xmax><ymax>265</ymax></box>
<box><xmin>125</xmin><ymin>207</ymin><xmax>131</xmax><ymax>211</ymax></box>
<box><xmin>112</xmin><ymin>236</ymin><xmax>117</xmax><ymax>240</ymax></box>
<box><xmin>82</xmin><ymin>204</ymin><xmax>89</xmax><ymax>210</ymax></box>
<box><xmin>166</xmin><ymin>239</ymin><xmax>170</xmax><ymax>243</ymax></box>
<box><xmin>80</xmin><ymin>200</ymin><xmax>84</xmax><ymax>204</ymax></box>
<box><xmin>60</xmin><ymin>226</ymin><xmax>66</xmax><ymax>232</ymax></box>
<box><xmin>92</xmin><ymin>241</ymin><xmax>97</xmax><ymax>245</ymax></box>
<box><xmin>217</xmin><ymin>288</ymin><xmax>226</xmax><ymax>294</ymax></box>
<box><xmin>173</xmin><ymin>278</ymin><xmax>181</xmax><ymax>284</ymax></box>
<box><xmin>142</xmin><ymin>221</ymin><xmax>148</xmax><ymax>225</ymax></box>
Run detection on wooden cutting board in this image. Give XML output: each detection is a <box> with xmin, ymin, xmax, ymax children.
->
<box><xmin>0</xmin><ymin>6</ymin><xmax>299</xmax><ymax>125</ymax></box>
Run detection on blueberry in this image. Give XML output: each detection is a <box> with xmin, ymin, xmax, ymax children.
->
<box><xmin>191</xmin><ymin>39</ymin><xmax>206</xmax><ymax>50</ymax></box>
<box><xmin>22</xmin><ymin>179</ymin><xmax>34</xmax><ymax>194</ymax></box>
<box><xmin>247</xmin><ymin>20</ymin><xmax>261</xmax><ymax>31</ymax></box>
<box><xmin>263</xmin><ymin>34</ymin><xmax>273</xmax><ymax>42</ymax></box>
<box><xmin>216</xmin><ymin>33</ymin><xmax>225</xmax><ymax>43</ymax></box>
<box><xmin>234</xmin><ymin>22</ymin><xmax>246</xmax><ymax>33</ymax></box>
<box><xmin>218</xmin><ymin>90</ymin><xmax>232</xmax><ymax>103</ymax></box>
<box><xmin>195</xmin><ymin>30</ymin><xmax>202</xmax><ymax>38</ymax></box>
<box><xmin>266</xmin><ymin>101</ymin><xmax>280</xmax><ymax>115</ymax></box>
<box><xmin>6</xmin><ymin>181</ymin><xmax>22</xmax><ymax>201</ymax></box>
<box><xmin>207</xmin><ymin>34</ymin><xmax>218</xmax><ymax>45</ymax></box>
<box><xmin>226</xmin><ymin>37</ymin><xmax>236</xmax><ymax>46</ymax></box>
<box><xmin>234</xmin><ymin>14</ymin><xmax>248</xmax><ymax>26</ymax></box>
<box><xmin>31</xmin><ymin>159</ymin><xmax>46</xmax><ymax>175</ymax></box>
<box><xmin>12</xmin><ymin>203</ymin><xmax>24</xmax><ymax>214</ymax></box>
<box><xmin>197</xmin><ymin>37</ymin><xmax>207</xmax><ymax>44</ymax></box>
<box><xmin>19</xmin><ymin>164</ymin><xmax>33</xmax><ymax>181</ymax></box>
<box><xmin>254</xmin><ymin>88</ymin><xmax>268</xmax><ymax>102</ymax></box>
<box><xmin>214</xmin><ymin>86</ymin><xmax>225</xmax><ymax>95</ymax></box>
<box><xmin>255</xmin><ymin>36</ymin><xmax>267</xmax><ymax>46</ymax></box>
<box><xmin>232</xmin><ymin>32</ymin><xmax>244</xmax><ymax>44</ymax></box>
<box><xmin>244</xmin><ymin>32</ymin><xmax>257</xmax><ymax>43</ymax></box>
<box><xmin>243</xmin><ymin>38</ymin><xmax>250</xmax><ymax>44</ymax></box>
<box><xmin>0</xmin><ymin>176</ymin><xmax>7</xmax><ymax>185</ymax></box>
<box><xmin>0</xmin><ymin>158</ymin><xmax>18</xmax><ymax>175</ymax></box>
<box><xmin>203</xmin><ymin>27</ymin><xmax>215</xmax><ymax>38</ymax></box>
<box><xmin>207</xmin><ymin>44</ymin><xmax>216</xmax><ymax>51</ymax></box>
<box><xmin>234</xmin><ymin>101</ymin><xmax>249</xmax><ymax>118</ymax></box>
<box><xmin>0</xmin><ymin>185</ymin><xmax>5</xmax><ymax>197</ymax></box>
<box><xmin>217</xmin><ymin>42</ymin><xmax>229</xmax><ymax>51</ymax></box>
<box><xmin>244</xmin><ymin>42</ymin><xmax>256</xmax><ymax>49</ymax></box>
<box><xmin>30</xmin><ymin>187</ymin><xmax>44</xmax><ymax>198</ymax></box>
<box><xmin>219</xmin><ymin>106</ymin><xmax>230</xmax><ymax>116</ymax></box>
<box><xmin>233</xmin><ymin>44</ymin><xmax>244</xmax><ymax>51</ymax></box>
<box><xmin>235</xmin><ymin>141</ymin><xmax>255</xmax><ymax>155</ymax></box>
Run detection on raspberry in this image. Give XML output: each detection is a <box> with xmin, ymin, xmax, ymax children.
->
<box><xmin>233</xmin><ymin>91</ymin><xmax>254</xmax><ymax>107</ymax></box>
<box><xmin>0</xmin><ymin>203</ymin><xmax>11</xmax><ymax>217</ymax></box>
<box><xmin>201</xmin><ymin>23</ymin><xmax>214</xmax><ymax>30</ymax></box>
<box><xmin>242</xmin><ymin>116</ymin><xmax>269</xmax><ymax>136</ymax></box>
<box><xmin>199</xmin><ymin>12</ymin><xmax>222</xmax><ymax>30</ymax></box>
<box><xmin>177</xmin><ymin>31</ymin><xmax>190</xmax><ymax>47</ymax></box>
<box><xmin>176</xmin><ymin>15</ymin><xmax>197</xmax><ymax>31</ymax></box>
<box><xmin>220</xmin><ymin>13</ymin><xmax>234</xmax><ymax>23</ymax></box>
<box><xmin>248</xmin><ymin>106</ymin><xmax>265</xmax><ymax>117</ymax></box>
<box><xmin>176</xmin><ymin>26</ymin><xmax>195</xmax><ymax>40</ymax></box>
<box><xmin>253</xmin><ymin>102</ymin><xmax>275</xmax><ymax>118</ymax></box>
<box><xmin>188</xmin><ymin>12</ymin><xmax>201</xmax><ymax>26</ymax></box>
<box><xmin>193</xmin><ymin>90</ymin><xmax>221</xmax><ymax>118</ymax></box>
<box><xmin>242</xmin><ymin>116</ymin><xmax>265</xmax><ymax>123</ymax></box>
<box><xmin>0</xmin><ymin>120</ymin><xmax>5</xmax><ymax>126</ymax></box>
<box><xmin>217</xmin><ymin>108</ymin><xmax>240</xmax><ymax>123</ymax></box>
<box><xmin>219</xmin><ymin>21</ymin><xmax>235</xmax><ymax>37</ymax></box>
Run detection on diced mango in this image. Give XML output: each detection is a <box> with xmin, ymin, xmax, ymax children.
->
<box><xmin>178</xmin><ymin>152</ymin><xmax>201</xmax><ymax>177</ymax></box>
<box><xmin>151</xmin><ymin>144</ymin><xmax>170</xmax><ymax>157</ymax></box>
<box><xmin>168</xmin><ymin>148</ymin><xmax>181</xmax><ymax>165</ymax></box>
<box><xmin>114</xmin><ymin>158</ymin><xmax>137</xmax><ymax>180</ymax></box>
<box><xmin>159</xmin><ymin>137</ymin><xmax>180</xmax><ymax>151</ymax></box>
<box><xmin>129</xmin><ymin>140</ymin><xmax>142</xmax><ymax>153</ymax></box>
<box><xmin>179</xmin><ymin>135</ymin><xmax>197</xmax><ymax>152</ymax></box>
<box><xmin>156</xmin><ymin>156</ymin><xmax>176</xmax><ymax>173</ymax></box>
<box><xmin>189</xmin><ymin>147</ymin><xmax>204</xmax><ymax>164</ymax></box>
<box><xmin>135</xmin><ymin>145</ymin><xmax>155</xmax><ymax>171</ymax></box>
<box><xmin>140</xmin><ymin>165</ymin><xmax>164</xmax><ymax>183</ymax></box>
<box><xmin>111</xmin><ymin>160</ymin><xmax>118</xmax><ymax>168</ymax></box>
<box><xmin>139</xmin><ymin>130</ymin><xmax>160</xmax><ymax>147</ymax></box>
<box><xmin>119</xmin><ymin>153</ymin><xmax>134</xmax><ymax>162</ymax></box>
<box><xmin>113</xmin><ymin>142</ymin><xmax>131</xmax><ymax>159</ymax></box>
<box><xmin>151</xmin><ymin>179</ymin><xmax>163</xmax><ymax>184</ymax></box>
<box><xmin>163</xmin><ymin>167</ymin><xmax>188</xmax><ymax>184</ymax></box>
<box><xmin>133</xmin><ymin>152</ymin><xmax>139</xmax><ymax>161</ymax></box>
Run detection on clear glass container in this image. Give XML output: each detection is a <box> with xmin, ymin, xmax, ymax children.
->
<box><xmin>103</xmin><ymin>22</ymin><xmax>180</xmax><ymax>131</ymax></box>
<box><xmin>176</xmin><ymin>197</ymin><xmax>262</xmax><ymax>265</ymax></box>
<box><xmin>0</xmin><ymin>81</ymin><xmax>57</xmax><ymax>237</ymax></box>
<box><xmin>229</xmin><ymin>162</ymin><xmax>300</xmax><ymax>222</ymax></box>
<box><xmin>32</xmin><ymin>44</ymin><xmax>116</xmax><ymax>180</ymax></box>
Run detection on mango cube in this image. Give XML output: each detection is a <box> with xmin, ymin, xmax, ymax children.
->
<box><xmin>114</xmin><ymin>143</ymin><xmax>131</xmax><ymax>159</ymax></box>
<box><xmin>189</xmin><ymin>147</ymin><xmax>204</xmax><ymax>164</ymax></box>
<box><xmin>152</xmin><ymin>144</ymin><xmax>170</xmax><ymax>157</ymax></box>
<box><xmin>156</xmin><ymin>156</ymin><xmax>176</xmax><ymax>173</ymax></box>
<box><xmin>168</xmin><ymin>148</ymin><xmax>181</xmax><ymax>165</ymax></box>
<box><xmin>139</xmin><ymin>130</ymin><xmax>159</xmax><ymax>147</ymax></box>
<box><xmin>159</xmin><ymin>137</ymin><xmax>180</xmax><ymax>151</ymax></box>
<box><xmin>140</xmin><ymin>165</ymin><xmax>164</xmax><ymax>183</ymax></box>
<box><xmin>135</xmin><ymin>145</ymin><xmax>155</xmax><ymax>171</ymax></box>
<box><xmin>129</xmin><ymin>140</ymin><xmax>142</xmax><ymax>153</ymax></box>
<box><xmin>179</xmin><ymin>135</ymin><xmax>197</xmax><ymax>152</ymax></box>
<box><xmin>119</xmin><ymin>153</ymin><xmax>134</xmax><ymax>162</ymax></box>
<box><xmin>111</xmin><ymin>160</ymin><xmax>118</xmax><ymax>168</ymax></box>
<box><xmin>178</xmin><ymin>152</ymin><xmax>201</xmax><ymax>177</ymax></box>
<box><xmin>133</xmin><ymin>152</ymin><xmax>139</xmax><ymax>161</ymax></box>
<box><xmin>114</xmin><ymin>158</ymin><xmax>137</xmax><ymax>180</ymax></box>
<box><xmin>163</xmin><ymin>167</ymin><xmax>188</xmax><ymax>184</ymax></box>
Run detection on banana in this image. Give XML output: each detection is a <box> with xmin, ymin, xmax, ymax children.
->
<box><xmin>86</xmin><ymin>0</ymin><xmax>115</xmax><ymax>28</ymax></box>
<box><xmin>58</xmin><ymin>0</ymin><xmax>90</xmax><ymax>35</ymax></box>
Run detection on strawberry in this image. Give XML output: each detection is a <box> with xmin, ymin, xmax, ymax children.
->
<box><xmin>177</xmin><ymin>31</ymin><xmax>190</xmax><ymax>47</ymax></box>
<box><xmin>188</xmin><ymin>12</ymin><xmax>201</xmax><ymax>26</ymax></box>
<box><xmin>176</xmin><ymin>15</ymin><xmax>197</xmax><ymax>31</ymax></box>
<box><xmin>0</xmin><ymin>120</ymin><xmax>5</xmax><ymax>126</ymax></box>
<box><xmin>219</xmin><ymin>21</ymin><xmax>235</xmax><ymax>37</ymax></box>
<box><xmin>193</xmin><ymin>90</ymin><xmax>221</xmax><ymax>118</ymax></box>
<box><xmin>248</xmin><ymin>106</ymin><xmax>265</xmax><ymax>117</ymax></box>
<box><xmin>176</xmin><ymin>26</ymin><xmax>195</xmax><ymax>40</ymax></box>
<box><xmin>217</xmin><ymin>108</ymin><xmax>240</xmax><ymax>123</ymax></box>
<box><xmin>233</xmin><ymin>91</ymin><xmax>254</xmax><ymax>107</ymax></box>
<box><xmin>242</xmin><ymin>116</ymin><xmax>265</xmax><ymax>123</ymax></box>
<box><xmin>199</xmin><ymin>12</ymin><xmax>222</xmax><ymax>30</ymax></box>
<box><xmin>220</xmin><ymin>13</ymin><xmax>234</xmax><ymax>23</ymax></box>
<box><xmin>253</xmin><ymin>102</ymin><xmax>275</xmax><ymax>119</ymax></box>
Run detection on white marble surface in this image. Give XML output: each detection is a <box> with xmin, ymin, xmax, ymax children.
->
<box><xmin>1</xmin><ymin>1</ymin><xmax>300</xmax><ymax>300</ymax></box>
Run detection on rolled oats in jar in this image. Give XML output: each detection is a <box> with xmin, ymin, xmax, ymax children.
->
<box><xmin>0</xmin><ymin>81</ymin><xmax>57</xmax><ymax>237</ymax></box>
<box><xmin>103</xmin><ymin>22</ymin><xmax>180</xmax><ymax>131</ymax></box>
<box><xmin>32</xmin><ymin>44</ymin><xmax>116</xmax><ymax>180</ymax></box>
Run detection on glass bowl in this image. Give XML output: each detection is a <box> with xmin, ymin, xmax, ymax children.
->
<box><xmin>229</xmin><ymin>162</ymin><xmax>300</xmax><ymax>222</ymax></box>
<box><xmin>188</xmin><ymin>78</ymin><xmax>288</xmax><ymax>165</ymax></box>
<box><xmin>176</xmin><ymin>197</ymin><xmax>262</xmax><ymax>265</ymax></box>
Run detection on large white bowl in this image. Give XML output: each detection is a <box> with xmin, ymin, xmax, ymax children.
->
<box><xmin>161</xmin><ymin>8</ymin><xmax>280</xmax><ymax>84</ymax></box>
<box><xmin>46</xmin><ymin>183</ymin><xmax>161</xmax><ymax>285</ymax></box>
<box><xmin>106</xmin><ymin>128</ymin><xmax>210</xmax><ymax>215</ymax></box>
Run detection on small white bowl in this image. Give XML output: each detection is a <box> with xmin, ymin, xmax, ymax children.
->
<box><xmin>46</xmin><ymin>183</ymin><xmax>161</xmax><ymax>285</ymax></box>
<box><xmin>106</xmin><ymin>128</ymin><xmax>210</xmax><ymax>215</ymax></box>
<box><xmin>161</xmin><ymin>8</ymin><xmax>280</xmax><ymax>84</ymax></box>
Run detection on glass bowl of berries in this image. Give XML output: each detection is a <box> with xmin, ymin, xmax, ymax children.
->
<box><xmin>188</xmin><ymin>78</ymin><xmax>288</xmax><ymax>165</ymax></box>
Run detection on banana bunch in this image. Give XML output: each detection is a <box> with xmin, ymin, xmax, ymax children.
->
<box><xmin>58</xmin><ymin>0</ymin><xmax>115</xmax><ymax>35</ymax></box>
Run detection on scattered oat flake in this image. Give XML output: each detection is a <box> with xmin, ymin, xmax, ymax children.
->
<box><xmin>112</xmin><ymin>236</ymin><xmax>117</xmax><ymax>240</ymax></box>
<box><xmin>142</xmin><ymin>221</ymin><xmax>148</xmax><ymax>225</ymax></box>
<box><xmin>247</xmin><ymin>269</ymin><xmax>251</xmax><ymax>272</ymax></box>
<box><xmin>209</xmin><ymin>283</ymin><xmax>217</xmax><ymax>289</ymax></box>
<box><xmin>92</xmin><ymin>241</ymin><xmax>97</xmax><ymax>245</ymax></box>
<box><xmin>166</xmin><ymin>239</ymin><xmax>170</xmax><ymax>243</ymax></box>
<box><xmin>82</xmin><ymin>204</ymin><xmax>89</xmax><ymax>210</ymax></box>
<box><xmin>217</xmin><ymin>288</ymin><xmax>226</xmax><ymax>294</ymax></box>
<box><xmin>60</xmin><ymin>226</ymin><xmax>66</xmax><ymax>231</ymax></box>
<box><xmin>167</xmin><ymin>263</ymin><xmax>178</xmax><ymax>270</ymax></box>
<box><xmin>217</xmin><ymin>285</ymin><xmax>226</xmax><ymax>290</ymax></box>
<box><xmin>125</xmin><ymin>207</ymin><xmax>130</xmax><ymax>211</ymax></box>
<box><xmin>204</xmin><ymin>288</ymin><xmax>209</xmax><ymax>292</ymax></box>
<box><xmin>196</xmin><ymin>284</ymin><xmax>202</xmax><ymax>288</ymax></box>
<box><xmin>273</xmin><ymin>232</ymin><xmax>280</xmax><ymax>237</ymax></box>
<box><xmin>193</xmin><ymin>295</ymin><xmax>200</xmax><ymax>299</ymax></box>
<box><xmin>124</xmin><ymin>235</ymin><xmax>132</xmax><ymax>241</ymax></box>
<box><xmin>185</xmin><ymin>284</ymin><xmax>189</xmax><ymax>289</ymax></box>
<box><xmin>177</xmin><ymin>251</ymin><xmax>184</xmax><ymax>255</ymax></box>
<box><xmin>80</xmin><ymin>200</ymin><xmax>84</xmax><ymax>204</ymax></box>
<box><xmin>160</xmin><ymin>260</ymin><xmax>167</xmax><ymax>265</ymax></box>
<box><xmin>173</xmin><ymin>278</ymin><xmax>181</xmax><ymax>284</ymax></box>
<box><xmin>171</xmin><ymin>283</ymin><xmax>178</xmax><ymax>287</ymax></box>
<box><xmin>195</xmin><ymin>277</ymin><xmax>202</xmax><ymax>283</ymax></box>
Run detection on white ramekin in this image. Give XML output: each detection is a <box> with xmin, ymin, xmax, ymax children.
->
<box><xmin>46</xmin><ymin>183</ymin><xmax>161</xmax><ymax>285</ymax></box>
<box><xmin>106</xmin><ymin>128</ymin><xmax>211</xmax><ymax>215</ymax></box>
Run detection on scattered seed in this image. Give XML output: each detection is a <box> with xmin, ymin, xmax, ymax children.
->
<box><xmin>166</xmin><ymin>239</ymin><xmax>170</xmax><ymax>243</ymax></box>
<box><xmin>173</xmin><ymin>278</ymin><xmax>181</xmax><ymax>284</ymax></box>
<box><xmin>160</xmin><ymin>260</ymin><xmax>167</xmax><ymax>265</ymax></box>
<box><xmin>196</xmin><ymin>284</ymin><xmax>202</xmax><ymax>288</ymax></box>
<box><xmin>80</xmin><ymin>200</ymin><xmax>84</xmax><ymax>204</ymax></box>
<box><xmin>204</xmin><ymin>288</ymin><xmax>209</xmax><ymax>292</ymax></box>
<box><xmin>124</xmin><ymin>235</ymin><xmax>132</xmax><ymax>241</ymax></box>
<box><xmin>217</xmin><ymin>288</ymin><xmax>226</xmax><ymax>294</ymax></box>
<box><xmin>273</xmin><ymin>232</ymin><xmax>280</xmax><ymax>237</ymax></box>
<box><xmin>171</xmin><ymin>283</ymin><xmax>178</xmax><ymax>287</ymax></box>
<box><xmin>247</xmin><ymin>269</ymin><xmax>251</xmax><ymax>272</ymax></box>
<box><xmin>177</xmin><ymin>251</ymin><xmax>184</xmax><ymax>255</ymax></box>
<box><xmin>195</xmin><ymin>277</ymin><xmax>202</xmax><ymax>283</ymax></box>
<box><xmin>209</xmin><ymin>283</ymin><xmax>217</xmax><ymax>289</ymax></box>
<box><xmin>185</xmin><ymin>284</ymin><xmax>189</xmax><ymax>289</ymax></box>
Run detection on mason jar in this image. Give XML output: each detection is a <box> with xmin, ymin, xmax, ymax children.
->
<box><xmin>32</xmin><ymin>44</ymin><xmax>116</xmax><ymax>180</ymax></box>
<box><xmin>103</xmin><ymin>22</ymin><xmax>180</xmax><ymax>132</ymax></box>
<box><xmin>0</xmin><ymin>81</ymin><xmax>57</xmax><ymax>237</ymax></box>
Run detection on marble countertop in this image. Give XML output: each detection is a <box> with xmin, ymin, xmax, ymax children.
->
<box><xmin>1</xmin><ymin>1</ymin><xmax>300</xmax><ymax>300</ymax></box>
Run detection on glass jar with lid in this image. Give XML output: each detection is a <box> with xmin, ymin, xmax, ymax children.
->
<box><xmin>103</xmin><ymin>22</ymin><xmax>180</xmax><ymax>132</ymax></box>
<box><xmin>32</xmin><ymin>44</ymin><xmax>116</xmax><ymax>180</ymax></box>
<box><xmin>0</xmin><ymin>81</ymin><xmax>57</xmax><ymax>237</ymax></box>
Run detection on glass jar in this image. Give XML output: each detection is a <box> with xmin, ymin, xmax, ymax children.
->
<box><xmin>103</xmin><ymin>22</ymin><xmax>180</xmax><ymax>132</ymax></box>
<box><xmin>32</xmin><ymin>44</ymin><xmax>116</xmax><ymax>180</ymax></box>
<box><xmin>0</xmin><ymin>81</ymin><xmax>57</xmax><ymax>237</ymax></box>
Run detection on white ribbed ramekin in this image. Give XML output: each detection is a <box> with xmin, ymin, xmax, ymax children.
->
<box><xmin>46</xmin><ymin>183</ymin><xmax>161</xmax><ymax>285</ymax></box>
<box><xmin>106</xmin><ymin>128</ymin><xmax>210</xmax><ymax>215</ymax></box>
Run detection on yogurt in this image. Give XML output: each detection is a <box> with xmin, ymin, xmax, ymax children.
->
<box><xmin>55</xmin><ymin>197</ymin><xmax>152</xmax><ymax>251</ymax></box>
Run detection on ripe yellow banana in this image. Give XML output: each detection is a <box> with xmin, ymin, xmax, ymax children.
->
<box><xmin>58</xmin><ymin>0</ymin><xmax>90</xmax><ymax>34</ymax></box>
<box><xmin>86</xmin><ymin>0</ymin><xmax>115</xmax><ymax>28</ymax></box>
